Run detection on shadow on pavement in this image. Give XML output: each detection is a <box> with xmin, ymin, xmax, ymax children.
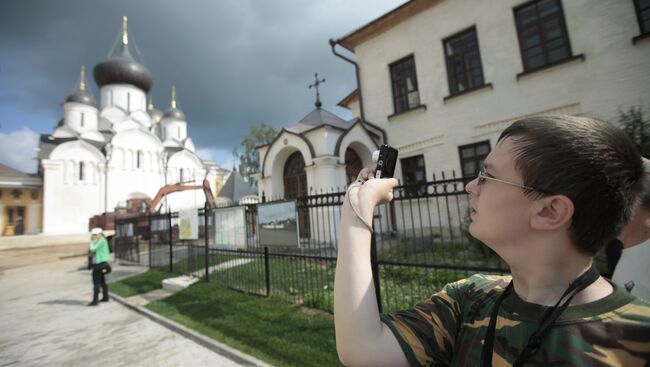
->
<box><xmin>38</xmin><ymin>299</ymin><xmax>87</xmax><ymax>306</ymax></box>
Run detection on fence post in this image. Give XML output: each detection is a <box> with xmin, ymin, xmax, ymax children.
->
<box><xmin>168</xmin><ymin>212</ymin><xmax>173</xmax><ymax>273</ymax></box>
<box><xmin>204</xmin><ymin>204</ymin><xmax>209</xmax><ymax>281</ymax></box>
<box><xmin>148</xmin><ymin>215</ymin><xmax>152</xmax><ymax>268</ymax></box>
<box><xmin>370</xmin><ymin>230</ymin><xmax>382</xmax><ymax>313</ymax></box>
<box><xmin>264</xmin><ymin>246</ymin><xmax>271</xmax><ymax>297</ymax></box>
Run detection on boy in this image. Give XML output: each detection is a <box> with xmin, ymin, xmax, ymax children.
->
<box><xmin>334</xmin><ymin>115</ymin><xmax>650</xmax><ymax>366</ymax></box>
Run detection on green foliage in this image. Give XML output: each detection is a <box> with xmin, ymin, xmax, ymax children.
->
<box><xmin>233</xmin><ymin>122</ymin><xmax>278</xmax><ymax>186</ymax></box>
<box><xmin>619</xmin><ymin>105</ymin><xmax>650</xmax><ymax>157</ymax></box>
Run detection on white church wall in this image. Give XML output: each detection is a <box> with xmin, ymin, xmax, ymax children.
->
<box><xmin>100</xmin><ymin>106</ymin><xmax>127</xmax><ymax>125</ymax></box>
<box><xmin>162</xmin><ymin>150</ymin><xmax>207</xmax><ymax>212</ymax></box>
<box><xmin>336</xmin><ymin>126</ymin><xmax>377</xmax><ymax>167</ymax></box>
<box><xmin>352</xmin><ymin>0</ymin><xmax>650</xmax><ymax>177</ymax></box>
<box><xmin>113</xmin><ymin>117</ymin><xmax>145</xmax><ymax>133</ymax></box>
<box><xmin>263</xmin><ymin>133</ymin><xmax>313</xmax><ymax>197</ymax></box>
<box><xmin>105</xmin><ymin>129</ymin><xmax>165</xmax><ymax>211</ymax></box>
<box><xmin>63</xmin><ymin>102</ymin><xmax>98</xmax><ymax>134</ymax></box>
<box><xmin>100</xmin><ymin>84</ymin><xmax>146</xmax><ymax>113</ymax></box>
<box><xmin>43</xmin><ymin>141</ymin><xmax>106</xmax><ymax>234</ymax></box>
<box><xmin>129</xmin><ymin>110</ymin><xmax>152</xmax><ymax>129</ymax></box>
<box><xmin>162</xmin><ymin>119</ymin><xmax>187</xmax><ymax>141</ymax></box>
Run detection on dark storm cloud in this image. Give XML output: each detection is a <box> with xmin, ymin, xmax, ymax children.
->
<box><xmin>0</xmin><ymin>0</ymin><xmax>404</xmax><ymax>163</ymax></box>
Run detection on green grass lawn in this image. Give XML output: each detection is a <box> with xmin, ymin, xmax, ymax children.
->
<box><xmin>109</xmin><ymin>268</ymin><xmax>175</xmax><ymax>297</ymax></box>
<box><xmin>146</xmin><ymin>282</ymin><xmax>343</xmax><ymax>367</ymax></box>
<box><xmin>111</xmin><ymin>268</ymin><xmax>343</xmax><ymax>367</ymax></box>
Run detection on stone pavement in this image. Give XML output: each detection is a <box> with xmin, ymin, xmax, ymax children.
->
<box><xmin>0</xmin><ymin>246</ymin><xmax>260</xmax><ymax>367</ymax></box>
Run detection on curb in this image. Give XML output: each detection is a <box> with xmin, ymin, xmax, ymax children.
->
<box><xmin>110</xmin><ymin>292</ymin><xmax>274</xmax><ymax>367</ymax></box>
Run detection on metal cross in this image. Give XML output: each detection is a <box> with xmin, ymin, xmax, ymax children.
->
<box><xmin>309</xmin><ymin>73</ymin><xmax>326</xmax><ymax>108</ymax></box>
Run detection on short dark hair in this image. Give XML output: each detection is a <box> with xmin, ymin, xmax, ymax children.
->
<box><xmin>499</xmin><ymin>115</ymin><xmax>643</xmax><ymax>255</ymax></box>
<box><xmin>638</xmin><ymin>158</ymin><xmax>650</xmax><ymax>211</ymax></box>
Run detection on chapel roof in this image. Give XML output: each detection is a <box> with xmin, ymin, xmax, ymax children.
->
<box><xmin>217</xmin><ymin>170</ymin><xmax>256</xmax><ymax>202</ymax></box>
<box><xmin>289</xmin><ymin>107</ymin><xmax>350</xmax><ymax>133</ymax></box>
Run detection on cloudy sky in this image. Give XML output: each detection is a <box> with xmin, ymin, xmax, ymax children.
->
<box><xmin>0</xmin><ymin>0</ymin><xmax>406</xmax><ymax>173</ymax></box>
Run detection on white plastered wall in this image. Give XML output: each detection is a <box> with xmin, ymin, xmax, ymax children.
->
<box><xmin>42</xmin><ymin>140</ymin><xmax>106</xmax><ymax>234</ymax></box>
<box><xmin>164</xmin><ymin>150</ymin><xmax>207</xmax><ymax>212</ymax></box>
<box><xmin>260</xmin><ymin>131</ymin><xmax>313</xmax><ymax>198</ymax></box>
<box><xmin>107</xmin><ymin>129</ymin><xmax>164</xmax><ymax>213</ymax></box>
<box><xmin>353</xmin><ymin>0</ymin><xmax>650</xmax><ymax>179</ymax></box>
<box><xmin>100</xmin><ymin>84</ymin><xmax>146</xmax><ymax>113</ymax></box>
<box><xmin>63</xmin><ymin>102</ymin><xmax>99</xmax><ymax>134</ymax></box>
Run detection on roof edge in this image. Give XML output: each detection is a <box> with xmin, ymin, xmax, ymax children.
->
<box><xmin>336</xmin><ymin>0</ymin><xmax>440</xmax><ymax>52</ymax></box>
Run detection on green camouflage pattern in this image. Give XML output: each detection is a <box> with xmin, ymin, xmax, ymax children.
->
<box><xmin>381</xmin><ymin>274</ymin><xmax>650</xmax><ymax>366</ymax></box>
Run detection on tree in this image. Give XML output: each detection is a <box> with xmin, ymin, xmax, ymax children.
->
<box><xmin>233</xmin><ymin>123</ymin><xmax>278</xmax><ymax>187</ymax></box>
<box><xmin>619</xmin><ymin>105</ymin><xmax>650</xmax><ymax>157</ymax></box>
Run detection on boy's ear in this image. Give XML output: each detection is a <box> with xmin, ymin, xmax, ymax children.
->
<box><xmin>531</xmin><ymin>195</ymin><xmax>574</xmax><ymax>230</ymax></box>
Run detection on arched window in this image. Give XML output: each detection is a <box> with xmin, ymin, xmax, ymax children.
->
<box><xmin>136</xmin><ymin>151</ymin><xmax>142</xmax><ymax>169</ymax></box>
<box><xmin>79</xmin><ymin>162</ymin><xmax>85</xmax><ymax>181</ymax></box>
<box><xmin>179</xmin><ymin>168</ymin><xmax>184</xmax><ymax>183</ymax></box>
<box><xmin>345</xmin><ymin>147</ymin><xmax>363</xmax><ymax>185</ymax></box>
<box><xmin>81</xmin><ymin>112</ymin><xmax>85</xmax><ymax>127</ymax></box>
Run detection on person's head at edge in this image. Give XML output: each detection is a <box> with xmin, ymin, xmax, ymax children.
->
<box><xmin>465</xmin><ymin>115</ymin><xmax>643</xmax><ymax>271</ymax></box>
<box><xmin>91</xmin><ymin>227</ymin><xmax>103</xmax><ymax>241</ymax></box>
<box><xmin>618</xmin><ymin>158</ymin><xmax>650</xmax><ymax>248</ymax></box>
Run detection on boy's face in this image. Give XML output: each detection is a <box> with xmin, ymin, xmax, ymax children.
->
<box><xmin>465</xmin><ymin>138</ymin><xmax>538</xmax><ymax>253</ymax></box>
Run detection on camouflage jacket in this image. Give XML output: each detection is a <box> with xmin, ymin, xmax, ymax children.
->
<box><xmin>381</xmin><ymin>274</ymin><xmax>650</xmax><ymax>366</ymax></box>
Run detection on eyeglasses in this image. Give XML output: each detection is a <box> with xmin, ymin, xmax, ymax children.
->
<box><xmin>476</xmin><ymin>170</ymin><xmax>547</xmax><ymax>194</ymax></box>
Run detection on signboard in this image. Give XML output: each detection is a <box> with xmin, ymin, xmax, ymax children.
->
<box><xmin>257</xmin><ymin>201</ymin><xmax>299</xmax><ymax>247</ymax></box>
<box><xmin>178</xmin><ymin>209</ymin><xmax>198</xmax><ymax>240</ymax></box>
<box><xmin>213</xmin><ymin>206</ymin><xmax>247</xmax><ymax>248</ymax></box>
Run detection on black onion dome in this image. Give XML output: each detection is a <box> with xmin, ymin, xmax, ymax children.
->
<box><xmin>65</xmin><ymin>89</ymin><xmax>96</xmax><ymax>106</ymax></box>
<box><xmin>93</xmin><ymin>44</ymin><xmax>153</xmax><ymax>92</ymax></box>
<box><xmin>162</xmin><ymin>107</ymin><xmax>186</xmax><ymax>121</ymax></box>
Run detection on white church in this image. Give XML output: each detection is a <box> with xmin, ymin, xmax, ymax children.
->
<box><xmin>39</xmin><ymin>17</ymin><xmax>213</xmax><ymax>235</ymax></box>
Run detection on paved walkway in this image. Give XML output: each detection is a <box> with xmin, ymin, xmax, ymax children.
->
<box><xmin>0</xmin><ymin>248</ymin><xmax>248</xmax><ymax>366</ymax></box>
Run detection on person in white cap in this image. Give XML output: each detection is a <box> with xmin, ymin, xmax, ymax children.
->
<box><xmin>88</xmin><ymin>227</ymin><xmax>110</xmax><ymax>306</ymax></box>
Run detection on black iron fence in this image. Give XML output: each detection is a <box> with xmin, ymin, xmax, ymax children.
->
<box><xmin>114</xmin><ymin>172</ymin><xmax>509</xmax><ymax>313</ymax></box>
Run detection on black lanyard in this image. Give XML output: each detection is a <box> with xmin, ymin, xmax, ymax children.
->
<box><xmin>480</xmin><ymin>264</ymin><xmax>600</xmax><ymax>367</ymax></box>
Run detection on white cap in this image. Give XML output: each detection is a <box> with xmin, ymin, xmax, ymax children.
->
<box><xmin>91</xmin><ymin>227</ymin><xmax>103</xmax><ymax>235</ymax></box>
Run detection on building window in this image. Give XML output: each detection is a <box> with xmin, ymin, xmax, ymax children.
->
<box><xmin>635</xmin><ymin>0</ymin><xmax>650</xmax><ymax>35</ymax></box>
<box><xmin>31</xmin><ymin>190</ymin><xmax>38</xmax><ymax>200</ymax></box>
<box><xmin>514</xmin><ymin>0</ymin><xmax>572</xmax><ymax>72</ymax></box>
<box><xmin>179</xmin><ymin>168</ymin><xmax>184</xmax><ymax>183</ymax></box>
<box><xmin>459</xmin><ymin>141</ymin><xmax>491</xmax><ymax>179</ymax></box>
<box><xmin>401</xmin><ymin>155</ymin><xmax>426</xmax><ymax>196</ymax></box>
<box><xmin>81</xmin><ymin>112</ymin><xmax>85</xmax><ymax>127</ymax></box>
<box><xmin>136</xmin><ymin>151</ymin><xmax>142</xmax><ymax>169</ymax></box>
<box><xmin>79</xmin><ymin>162</ymin><xmax>85</xmax><ymax>181</ymax></box>
<box><xmin>390</xmin><ymin>55</ymin><xmax>420</xmax><ymax>114</ymax></box>
<box><xmin>11</xmin><ymin>189</ymin><xmax>22</xmax><ymax>200</ymax></box>
<box><xmin>443</xmin><ymin>27</ymin><xmax>485</xmax><ymax>95</ymax></box>
<box><xmin>178</xmin><ymin>126</ymin><xmax>181</xmax><ymax>139</ymax></box>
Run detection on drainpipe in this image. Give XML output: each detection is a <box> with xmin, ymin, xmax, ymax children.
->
<box><xmin>329</xmin><ymin>39</ymin><xmax>366</xmax><ymax>123</ymax></box>
<box><xmin>329</xmin><ymin>39</ymin><xmax>388</xmax><ymax>145</ymax></box>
